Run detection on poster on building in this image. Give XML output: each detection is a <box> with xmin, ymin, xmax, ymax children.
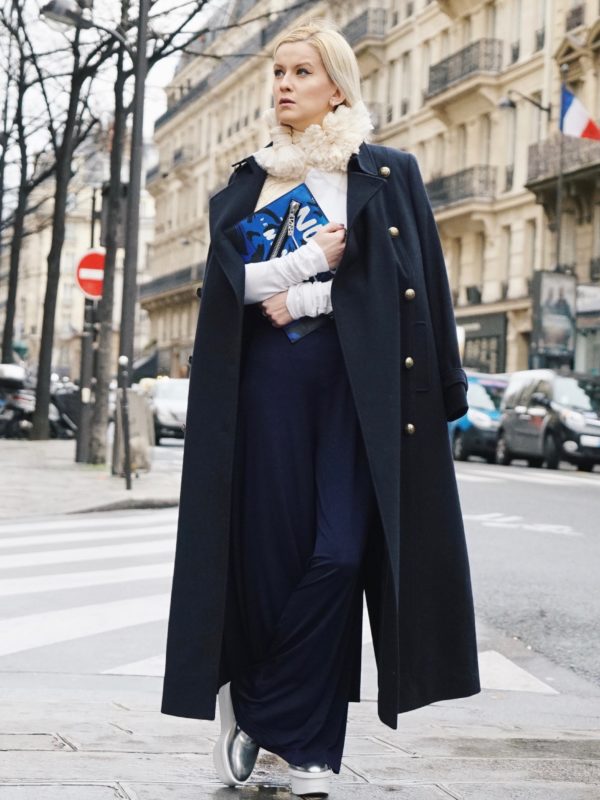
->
<box><xmin>531</xmin><ymin>271</ymin><xmax>577</xmax><ymax>359</ymax></box>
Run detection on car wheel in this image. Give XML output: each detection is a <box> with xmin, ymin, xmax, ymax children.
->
<box><xmin>543</xmin><ymin>434</ymin><xmax>560</xmax><ymax>470</ymax></box>
<box><xmin>154</xmin><ymin>427</ymin><xmax>161</xmax><ymax>446</ymax></box>
<box><xmin>495</xmin><ymin>432</ymin><xmax>512</xmax><ymax>466</ymax></box>
<box><xmin>577</xmin><ymin>462</ymin><xmax>594</xmax><ymax>472</ymax></box>
<box><xmin>528</xmin><ymin>457</ymin><xmax>544</xmax><ymax>468</ymax></box>
<box><xmin>452</xmin><ymin>431</ymin><xmax>468</xmax><ymax>461</ymax></box>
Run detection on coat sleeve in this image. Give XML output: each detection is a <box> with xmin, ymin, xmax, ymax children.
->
<box><xmin>405</xmin><ymin>153</ymin><xmax>468</xmax><ymax>422</ymax></box>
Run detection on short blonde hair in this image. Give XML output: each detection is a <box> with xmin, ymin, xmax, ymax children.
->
<box><xmin>272</xmin><ymin>20</ymin><xmax>363</xmax><ymax>107</ymax></box>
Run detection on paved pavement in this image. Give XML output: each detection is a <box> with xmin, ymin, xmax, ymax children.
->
<box><xmin>0</xmin><ymin>442</ymin><xmax>599</xmax><ymax>798</ymax></box>
<box><xmin>0</xmin><ymin>438</ymin><xmax>181</xmax><ymax>518</ymax></box>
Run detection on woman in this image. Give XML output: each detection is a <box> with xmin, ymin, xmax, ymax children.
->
<box><xmin>161</xmin><ymin>20</ymin><xmax>480</xmax><ymax>798</ymax></box>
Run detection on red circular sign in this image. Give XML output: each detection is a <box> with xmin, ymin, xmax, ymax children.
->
<box><xmin>76</xmin><ymin>249</ymin><xmax>105</xmax><ymax>299</ymax></box>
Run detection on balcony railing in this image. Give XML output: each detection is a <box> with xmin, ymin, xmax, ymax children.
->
<box><xmin>591</xmin><ymin>257</ymin><xmax>600</xmax><ymax>282</ymax></box>
<box><xmin>343</xmin><ymin>8</ymin><xmax>386</xmax><ymax>47</ymax></box>
<box><xmin>566</xmin><ymin>4</ymin><xmax>585</xmax><ymax>30</ymax></box>
<box><xmin>427</xmin><ymin>39</ymin><xmax>502</xmax><ymax>98</ymax></box>
<box><xmin>527</xmin><ymin>135</ymin><xmax>600</xmax><ymax>184</ymax></box>
<box><xmin>425</xmin><ymin>165</ymin><xmax>496</xmax><ymax>209</ymax></box>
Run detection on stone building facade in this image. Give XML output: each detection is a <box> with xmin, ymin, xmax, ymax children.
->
<box><xmin>144</xmin><ymin>0</ymin><xmax>600</xmax><ymax>377</ymax></box>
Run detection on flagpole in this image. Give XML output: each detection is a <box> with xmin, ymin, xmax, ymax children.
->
<box><xmin>555</xmin><ymin>63</ymin><xmax>569</xmax><ymax>272</ymax></box>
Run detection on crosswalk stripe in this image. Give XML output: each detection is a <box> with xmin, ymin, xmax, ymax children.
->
<box><xmin>0</xmin><ymin>538</ymin><xmax>174</xmax><ymax>569</ymax></box>
<box><xmin>0</xmin><ymin>511</ymin><xmax>177</xmax><ymax>536</ymax></box>
<box><xmin>0</xmin><ymin>594</ymin><xmax>170</xmax><ymax>657</ymax></box>
<box><xmin>0</xmin><ymin>524</ymin><xmax>175</xmax><ymax>550</ymax></box>
<box><xmin>478</xmin><ymin>650</ymin><xmax>558</xmax><ymax>694</ymax></box>
<box><xmin>455</xmin><ymin>473</ymin><xmax>502</xmax><ymax>483</ymax></box>
<box><xmin>0</xmin><ymin>562</ymin><xmax>173</xmax><ymax>597</ymax></box>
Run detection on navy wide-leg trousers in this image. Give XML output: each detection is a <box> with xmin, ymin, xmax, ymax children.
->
<box><xmin>226</xmin><ymin>305</ymin><xmax>377</xmax><ymax>774</ymax></box>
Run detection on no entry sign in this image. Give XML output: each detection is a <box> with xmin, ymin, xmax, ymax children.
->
<box><xmin>76</xmin><ymin>249</ymin><xmax>105</xmax><ymax>299</ymax></box>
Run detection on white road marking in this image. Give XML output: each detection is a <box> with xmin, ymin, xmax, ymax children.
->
<box><xmin>455</xmin><ymin>473</ymin><xmax>502</xmax><ymax>483</ymax></box>
<box><xmin>0</xmin><ymin>594</ymin><xmax>170</xmax><ymax>657</ymax></box>
<box><xmin>478</xmin><ymin>650</ymin><xmax>558</xmax><ymax>694</ymax></box>
<box><xmin>0</xmin><ymin>511</ymin><xmax>176</xmax><ymax>536</ymax></box>
<box><xmin>0</xmin><ymin>562</ymin><xmax>173</xmax><ymax>597</ymax></box>
<box><xmin>463</xmin><ymin>512</ymin><xmax>583</xmax><ymax>537</ymax></box>
<box><xmin>458</xmin><ymin>465</ymin><xmax>599</xmax><ymax>488</ymax></box>
<box><xmin>103</xmin><ymin>654</ymin><xmax>165</xmax><ymax>676</ymax></box>
<box><xmin>0</xmin><ymin>524</ymin><xmax>175</xmax><ymax>550</ymax></box>
<box><xmin>0</xmin><ymin>538</ymin><xmax>174</xmax><ymax>568</ymax></box>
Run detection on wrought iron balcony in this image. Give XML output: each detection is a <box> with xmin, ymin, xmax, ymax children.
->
<box><xmin>526</xmin><ymin>135</ymin><xmax>600</xmax><ymax>185</ymax></box>
<box><xmin>343</xmin><ymin>8</ymin><xmax>386</xmax><ymax>48</ymax></box>
<box><xmin>566</xmin><ymin>4</ymin><xmax>585</xmax><ymax>31</ymax></box>
<box><xmin>427</xmin><ymin>39</ymin><xmax>502</xmax><ymax>98</ymax></box>
<box><xmin>425</xmin><ymin>166</ymin><xmax>496</xmax><ymax>209</ymax></box>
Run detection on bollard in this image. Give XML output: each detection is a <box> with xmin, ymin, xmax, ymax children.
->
<box><xmin>118</xmin><ymin>355</ymin><xmax>132</xmax><ymax>491</ymax></box>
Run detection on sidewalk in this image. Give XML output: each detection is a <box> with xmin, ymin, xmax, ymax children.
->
<box><xmin>0</xmin><ymin>619</ymin><xmax>599</xmax><ymax>799</ymax></box>
<box><xmin>0</xmin><ymin>438</ymin><xmax>181</xmax><ymax>518</ymax></box>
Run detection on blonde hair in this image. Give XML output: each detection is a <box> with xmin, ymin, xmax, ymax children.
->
<box><xmin>272</xmin><ymin>20</ymin><xmax>363</xmax><ymax>107</ymax></box>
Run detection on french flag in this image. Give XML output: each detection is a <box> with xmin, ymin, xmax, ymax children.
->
<box><xmin>560</xmin><ymin>86</ymin><xmax>600</xmax><ymax>140</ymax></box>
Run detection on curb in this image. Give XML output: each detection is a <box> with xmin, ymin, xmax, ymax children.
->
<box><xmin>67</xmin><ymin>498</ymin><xmax>180</xmax><ymax>515</ymax></box>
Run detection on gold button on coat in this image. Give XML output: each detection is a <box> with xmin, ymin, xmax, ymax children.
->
<box><xmin>379</xmin><ymin>166</ymin><xmax>391</xmax><ymax>177</ymax></box>
<box><xmin>388</xmin><ymin>226</ymin><xmax>399</xmax><ymax>237</ymax></box>
<box><xmin>404</xmin><ymin>356</ymin><xmax>414</xmax><ymax>369</ymax></box>
<box><xmin>405</xmin><ymin>423</ymin><xmax>416</xmax><ymax>435</ymax></box>
<box><xmin>404</xmin><ymin>288</ymin><xmax>416</xmax><ymax>301</ymax></box>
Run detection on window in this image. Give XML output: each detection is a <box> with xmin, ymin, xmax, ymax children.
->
<box><xmin>485</xmin><ymin>2</ymin><xmax>497</xmax><ymax>39</ymax></box>
<box><xmin>480</xmin><ymin>113</ymin><xmax>492</xmax><ymax>165</ymax></box>
<box><xmin>501</xmin><ymin>225</ymin><xmax>512</xmax><ymax>283</ymax></box>
<box><xmin>401</xmin><ymin>52</ymin><xmax>411</xmax><ymax>116</ymax></box>
<box><xmin>456</xmin><ymin>124</ymin><xmax>467</xmax><ymax>170</ymax></box>
<box><xmin>525</xmin><ymin>219</ymin><xmax>537</xmax><ymax>275</ymax></box>
<box><xmin>529</xmin><ymin>91</ymin><xmax>543</xmax><ymax>143</ymax></box>
<box><xmin>421</xmin><ymin>40</ymin><xmax>430</xmax><ymax>101</ymax></box>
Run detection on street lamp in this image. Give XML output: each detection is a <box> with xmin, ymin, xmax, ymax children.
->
<box><xmin>41</xmin><ymin>0</ymin><xmax>93</xmax><ymax>29</ymax></box>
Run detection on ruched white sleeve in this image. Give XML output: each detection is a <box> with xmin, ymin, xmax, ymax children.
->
<box><xmin>285</xmin><ymin>279</ymin><xmax>333</xmax><ymax>319</ymax></box>
<box><xmin>244</xmin><ymin>238</ymin><xmax>330</xmax><ymax>304</ymax></box>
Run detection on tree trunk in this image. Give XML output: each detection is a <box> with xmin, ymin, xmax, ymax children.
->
<box><xmin>1</xmin><ymin>48</ymin><xmax>27</xmax><ymax>364</ymax></box>
<box><xmin>88</xmin><ymin>57</ymin><xmax>127</xmax><ymax>463</ymax></box>
<box><xmin>31</xmin><ymin>61</ymin><xmax>84</xmax><ymax>440</ymax></box>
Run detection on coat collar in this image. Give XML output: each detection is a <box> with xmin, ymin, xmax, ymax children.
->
<box><xmin>208</xmin><ymin>144</ymin><xmax>385</xmax><ymax>303</ymax></box>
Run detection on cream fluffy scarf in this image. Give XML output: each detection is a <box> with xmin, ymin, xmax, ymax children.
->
<box><xmin>253</xmin><ymin>101</ymin><xmax>373</xmax><ymax>179</ymax></box>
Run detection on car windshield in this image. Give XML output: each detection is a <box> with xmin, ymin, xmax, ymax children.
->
<box><xmin>467</xmin><ymin>381</ymin><xmax>499</xmax><ymax>411</ymax></box>
<box><xmin>154</xmin><ymin>379</ymin><xmax>189</xmax><ymax>400</ymax></box>
<box><xmin>553</xmin><ymin>376</ymin><xmax>600</xmax><ymax>413</ymax></box>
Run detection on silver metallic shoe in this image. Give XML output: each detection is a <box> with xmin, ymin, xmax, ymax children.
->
<box><xmin>213</xmin><ymin>682</ymin><xmax>259</xmax><ymax>785</ymax></box>
<box><xmin>288</xmin><ymin>761</ymin><xmax>332</xmax><ymax>797</ymax></box>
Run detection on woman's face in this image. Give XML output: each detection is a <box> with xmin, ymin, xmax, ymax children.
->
<box><xmin>272</xmin><ymin>41</ymin><xmax>345</xmax><ymax>132</ymax></box>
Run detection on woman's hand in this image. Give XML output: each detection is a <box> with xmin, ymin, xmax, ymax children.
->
<box><xmin>312</xmin><ymin>222</ymin><xmax>346</xmax><ymax>269</ymax></box>
<box><xmin>261</xmin><ymin>291</ymin><xmax>294</xmax><ymax>327</ymax></box>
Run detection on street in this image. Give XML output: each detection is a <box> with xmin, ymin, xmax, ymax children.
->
<box><xmin>0</xmin><ymin>442</ymin><xmax>599</xmax><ymax>797</ymax></box>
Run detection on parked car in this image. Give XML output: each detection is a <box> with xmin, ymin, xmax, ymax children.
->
<box><xmin>151</xmin><ymin>378</ymin><xmax>189</xmax><ymax>444</ymax></box>
<box><xmin>449</xmin><ymin>372</ymin><xmax>508</xmax><ymax>462</ymax></box>
<box><xmin>496</xmin><ymin>369</ymin><xmax>600</xmax><ymax>471</ymax></box>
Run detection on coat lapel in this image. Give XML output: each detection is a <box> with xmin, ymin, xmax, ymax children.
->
<box><xmin>340</xmin><ymin>145</ymin><xmax>386</xmax><ymax>270</ymax></box>
<box><xmin>209</xmin><ymin>156</ymin><xmax>267</xmax><ymax>304</ymax></box>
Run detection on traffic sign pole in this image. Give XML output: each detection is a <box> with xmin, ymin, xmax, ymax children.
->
<box><xmin>75</xmin><ymin>210</ymin><xmax>103</xmax><ymax>464</ymax></box>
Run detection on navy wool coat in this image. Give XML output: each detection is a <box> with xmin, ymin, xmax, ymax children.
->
<box><xmin>161</xmin><ymin>143</ymin><xmax>481</xmax><ymax>729</ymax></box>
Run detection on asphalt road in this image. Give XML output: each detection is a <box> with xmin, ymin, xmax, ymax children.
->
<box><xmin>455</xmin><ymin>458</ymin><xmax>600</xmax><ymax>687</ymax></box>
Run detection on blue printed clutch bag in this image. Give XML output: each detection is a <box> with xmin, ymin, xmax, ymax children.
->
<box><xmin>231</xmin><ymin>183</ymin><xmax>333</xmax><ymax>343</ymax></box>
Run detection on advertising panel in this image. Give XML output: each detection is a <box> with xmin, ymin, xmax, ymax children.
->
<box><xmin>531</xmin><ymin>271</ymin><xmax>577</xmax><ymax>360</ymax></box>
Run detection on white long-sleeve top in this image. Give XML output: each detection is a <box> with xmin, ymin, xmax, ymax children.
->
<box><xmin>243</xmin><ymin>168</ymin><xmax>348</xmax><ymax>318</ymax></box>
